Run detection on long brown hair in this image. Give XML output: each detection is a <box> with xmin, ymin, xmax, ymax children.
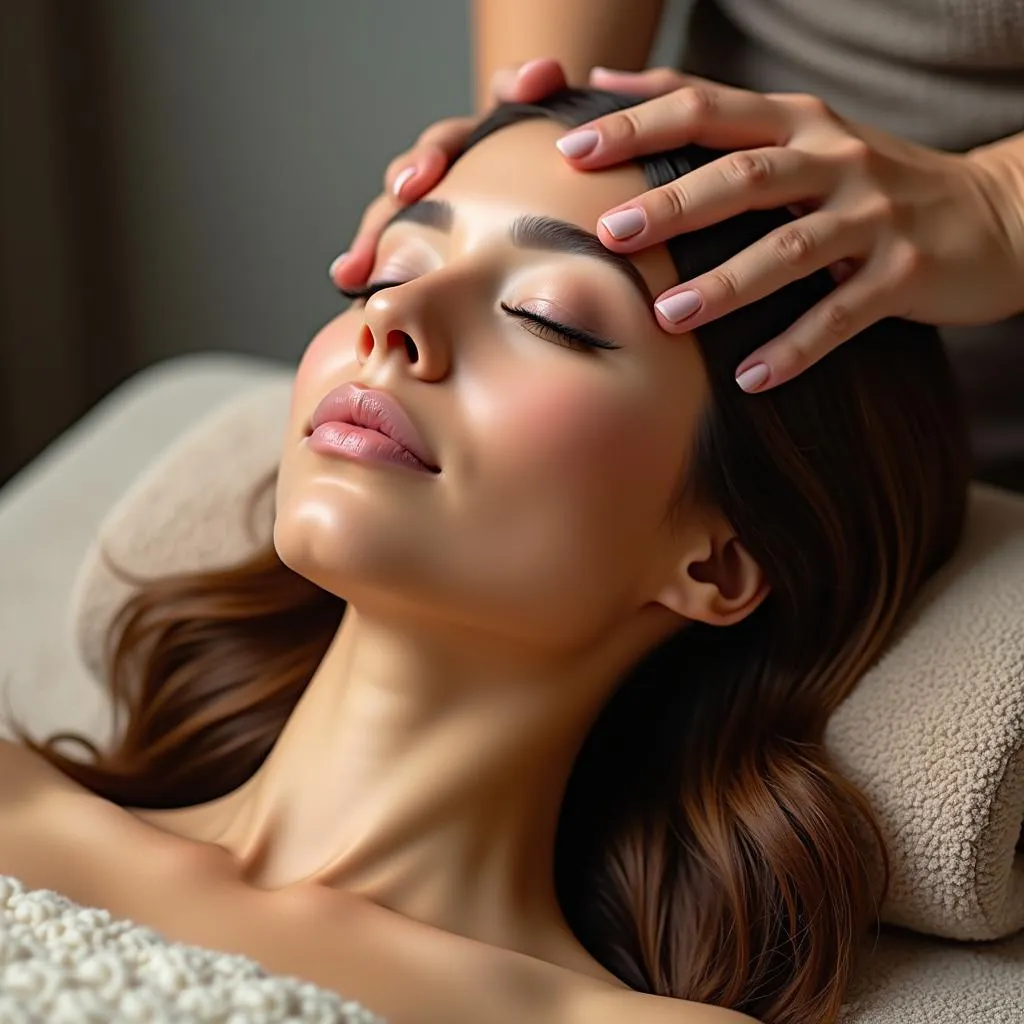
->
<box><xmin>16</xmin><ymin>91</ymin><xmax>971</xmax><ymax>1023</ymax></box>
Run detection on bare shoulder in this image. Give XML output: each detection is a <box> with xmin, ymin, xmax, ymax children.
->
<box><xmin>570</xmin><ymin>981</ymin><xmax>763</xmax><ymax>1024</ymax></box>
<box><xmin>0</xmin><ymin>736</ymin><xmax>78</xmax><ymax>814</ymax></box>
<box><xmin>0</xmin><ymin>736</ymin><xmax>54</xmax><ymax>786</ymax></box>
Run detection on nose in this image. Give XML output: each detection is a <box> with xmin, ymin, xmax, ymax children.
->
<box><xmin>357</xmin><ymin>285</ymin><xmax>450</xmax><ymax>381</ymax></box>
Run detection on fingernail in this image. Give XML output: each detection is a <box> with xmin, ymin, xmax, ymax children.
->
<box><xmin>591</xmin><ymin>66</ymin><xmax>633</xmax><ymax>77</ymax></box>
<box><xmin>393</xmin><ymin>166</ymin><xmax>416</xmax><ymax>198</ymax></box>
<box><xmin>517</xmin><ymin>57</ymin><xmax>548</xmax><ymax>78</ymax></box>
<box><xmin>655</xmin><ymin>289</ymin><xmax>702</xmax><ymax>322</ymax></box>
<box><xmin>600</xmin><ymin>207</ymin><xmax>647</xmax><ymax>240</ymax></box>
<box><xmin>735</xmin><ymin>363</ymin><xmax>770</xmax><ymax>392</ymax></box>
<box><xmin>556</xmin><ymin>129</ymin><xmax>599</xmax><ymax>159</ymax></box>
<box><xmin>329</xmin><ymin>252</ymin><xmax>349</xmax><ymax>278</ymax></box>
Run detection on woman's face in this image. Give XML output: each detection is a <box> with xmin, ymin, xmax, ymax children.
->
<box><xmin>275</xmin><ymin>118</ymin><xmax>709</xmax><ymax>652</ymax></box>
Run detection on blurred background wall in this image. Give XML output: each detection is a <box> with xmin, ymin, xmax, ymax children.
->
<box><xmin>0</xmin><ymin>0</ymin><xmax>688</xmax><ymax>486</ymax></box>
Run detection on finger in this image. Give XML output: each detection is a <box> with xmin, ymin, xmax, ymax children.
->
<box><xmin>596</xmin><ymin>147</ymin><xmax>836</xmax><ymax>249</ymax></box>
<box><xmin>498</xmin><ymin>57</ymin><xmax>568</xmax><ymax>103</ymax></box>
<box><xmin>416</xmin><ymin>115</ymin><xmax>478</xmax><ymax>155</ymax></box>
<box><xmin>384</xmin><ymin>116</ymin><xmax>477</xmax><ymax>200</ymax></box>
<box><xmin>588</xmin><ymin>65</ymin><xmax>695</xmax><ymax>97</ymax></box>
<box><xmin>731</xmin><ymin>257</ymin><xmax>897</xmax><ymax>391</ymax></box>
<box><xmin>384</xmin><ymin>143</ymin><xmax>451</xmax><ymax>202</ymax></box>
<box><xmin>331</xmin><ymin>194</ymin><xmax>398</xmax><ymax>290</ymax></box>
<box><xmin>652</xmin><ymin>209</ymin><xmax>871</xmax><ymax>333</ymax></box>
<box><xmin>555</xmin><ymin>82</ymin><xmax>792</xmax><ymax>167</ymax></box>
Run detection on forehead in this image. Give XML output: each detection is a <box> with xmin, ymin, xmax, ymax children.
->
<box><xmin>427</xmin><ymin>118</ymin><xmax>677</xmax><ymax>296</ymax></box>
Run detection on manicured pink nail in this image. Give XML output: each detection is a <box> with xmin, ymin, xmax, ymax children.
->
<box><xmin>600</xmin><ymin>208</ymin><xmax>646</xmax><ymax>240</ymax></box>
<box><xmin>329</xmin><ymin>252</ymin><xmax>349</xmax><ymax>278</ymax></box>
<box><xmin>736</xmin><ymin>363</ymin><xmax>770</xmax><ymax>392</ymax></box>
<box><xmin>393</xmin><ymin>166</ymin><xmax>416</xmax><ymax>198</ymax></box>
<box><xmin>655</xmin><ymin>289</ymin><xmax>702</xmax><ymax>322</ymax></box>
<box><xmin>556</xmin><ymin>129</ymin><xmax>599</xmax><ymax>159</ymax></box>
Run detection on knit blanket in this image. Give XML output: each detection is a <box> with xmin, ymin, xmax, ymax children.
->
<box><xmin>0</xmin><ymin>876</ymin><xmax>382</xmax><ymax>1023</ymax></box>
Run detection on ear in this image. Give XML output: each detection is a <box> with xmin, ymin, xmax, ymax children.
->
<box><xmin>653</xmin><ymin>515</ymin><xmax>769</xmax><ymax>626</ymax></box>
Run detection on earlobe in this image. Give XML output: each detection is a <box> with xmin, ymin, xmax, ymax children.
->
<box><xmin>654</xmin><ymin>530</ymin><xmax>769</xmax><ymax>627</ymax></box>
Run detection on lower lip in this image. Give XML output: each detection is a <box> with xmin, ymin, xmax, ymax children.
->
<box><xmin>307</xmin><ymin>422</ymin><xmax>435</xmax><ymax>474</ymax></box>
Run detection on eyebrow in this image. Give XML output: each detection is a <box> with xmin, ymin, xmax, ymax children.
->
<box><xmin>384</xmin><ymin>199</ymin><xmax>654</xmax><ymax>304</ymax></box>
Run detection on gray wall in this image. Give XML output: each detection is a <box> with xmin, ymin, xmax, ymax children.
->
<box><xmin>94</xmin><ymin>0</ymin><xmax>687</xmax><ymax>367</ymax></box>
<box><xmin>93</xmin><ymin>0</ymin><xmax>473</xmax><ymax>368</ymax></box>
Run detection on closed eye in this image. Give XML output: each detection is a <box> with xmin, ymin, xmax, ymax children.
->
<box><xmin>500</xmin><ymin>303</ymin><xmax>621</xmax><ymax>352</ymax></box>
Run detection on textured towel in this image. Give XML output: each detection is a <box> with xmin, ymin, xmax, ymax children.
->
<box><xmin>69</xmin><ymin>382</ymin><xmax>1024</xmax><ymax>942</ymax></box>
<box><xmin>1</xmin><ymin>875</ymin><xmax>1020</xmax><ymax>1024</ymax></box>
<box><xmin>826</xmin><ymin>489</ymin><xmax>1024</xmax><ymax>940</ymax></box>
<box><xmin>0</xmin><ymin>875</ymin><xmax>381</xmax><ymax>1023</ymax></box>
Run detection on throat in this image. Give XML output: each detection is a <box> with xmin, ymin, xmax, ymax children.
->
<box><xmin>127</xmin><ymin>606</ymin><xmax>634</xmax><ymax>990</ymax></box>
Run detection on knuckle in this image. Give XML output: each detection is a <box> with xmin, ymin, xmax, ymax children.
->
<box><xmin>778</xmin><ymin>340</ymin><xmax>815</xmax><ymax>375</ymax></box>
<box><xmin>605</xmin><ymin>110</ymin><xmax>642</xmax><ymax>145</ymax></box>
<box><xmin>706</xmin><ymin>266</ymin><xmax>741</xmax><ymax>305</ymax></box>
<box><xmin>673</xmin><ymin>84</ymin><xmax>716</xmax><ymax>119</ymax></box>
<box><xmin>820</xmin><ymin>299</ymin><xmax>854</xmax><ymax>339</ymax></box>
<box><xmin>836</xmin><ymin>137</ymin><xmax>872</xmax><ymax>171</ymax></box>
<box><xmin>724</xmin><ymin>150</ymin><xmax>772</xmax><ymax>189</ymax></box>
<box><xmin>654</xmin><ymin>180</ymin><xmax>690</xmax><ymax>222</ymax></box>
<box><xmin>890</xmin><ymin>241</ymin><xmax>924</xmax><ymax>280</ymax></box>
<box><xmin>770</xmin><ymin>225</ymin><xmax>815</xmax><ymax>267</ymax></box>
<box><xmin>791</xmin><ymin>91</ymin><xmax>832</xmax><ymax>119</ymax></box>
<box><xmin>863</xmin><ymin>192</ymin><xmax>896</xmax><ymax>225</ymax></box>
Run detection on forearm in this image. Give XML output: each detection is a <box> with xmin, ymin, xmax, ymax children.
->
<box><xmin>472</xmin><ymin>0</ymin><xmax>665</xmax><ymax>112</ymax></box>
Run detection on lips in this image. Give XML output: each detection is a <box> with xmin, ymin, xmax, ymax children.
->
<box><xmin>307</xmin><ymin>383</ymin><xmax>439</xmax><ymax>471</ymax></box>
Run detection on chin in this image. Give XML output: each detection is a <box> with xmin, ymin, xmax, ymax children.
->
<box><xmin>273</xmin><ymin>497</ymin><xmax>380</xmax><ymax>597</ymax></box>
<box><xmin>271</xmin><ymin>482</ymin><xmax>441</xmax><ymax>618</ymax></box>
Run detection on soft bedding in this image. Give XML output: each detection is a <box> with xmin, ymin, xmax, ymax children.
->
<box><xmin>0</xmin><ymin>876</ymin><xmax>381</xmax><ymax>1024</ymax></box>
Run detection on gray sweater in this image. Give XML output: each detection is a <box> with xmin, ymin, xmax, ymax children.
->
<box><xmin>683</xmin><ymin>0</ymin><xmax>1024</xmax><ymax>151</ymax></box>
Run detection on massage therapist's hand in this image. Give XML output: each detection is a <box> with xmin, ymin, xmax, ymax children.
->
<box><xmin>558</xmin><ymin>66</ymin><xmax>1024</xmax><ymax>392</ymax></box>
<box><xmin>331</xmin><ymin>58</ymin><xmax>568</xmax><ymax>293</ymax></box>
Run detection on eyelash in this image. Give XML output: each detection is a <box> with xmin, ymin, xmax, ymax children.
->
<box><xmin>337</xmin><ymin>281</ymin><xmax>621</xmax><ymax>353</ymax></box>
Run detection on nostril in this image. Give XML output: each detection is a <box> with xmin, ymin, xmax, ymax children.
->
<box><xmin>355</xmin><ymin>325</ymin><xmax>373</xmax><ymax>362</ymax></box>
<box><xmin>388</xmin><ymin>329</ymin><xmax>418</xmax><ymax>364</ymax></box>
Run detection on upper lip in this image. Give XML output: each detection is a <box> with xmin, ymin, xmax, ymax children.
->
<box><xmin>308</xmin><ymin>383</ymin><xmax>439</xmax><ymax>470</ymax></box>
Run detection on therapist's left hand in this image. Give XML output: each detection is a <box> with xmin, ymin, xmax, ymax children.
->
<box><xmin>557</xmin><ymin>66</ymin><xmax>1024</xmax><ymax>392</ymax></box>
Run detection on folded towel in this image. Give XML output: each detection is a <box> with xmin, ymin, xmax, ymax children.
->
<box><xmin>69</xmin><ymin>382</ymin><xmax>1024</xmax><ymax>941</ymax></box>
<box><xmin>0</xmin><ymin>875</ymin><xmax>381</xmax><ymax>1023</ymax></box>
<box><xmin>825</xmin><ymin>483</ymin><xmax>1024</xmax><ymax>940</ymax></box>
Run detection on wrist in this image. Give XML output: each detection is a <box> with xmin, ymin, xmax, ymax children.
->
<box><xmin>967</xmin><ymin>145</ymin><xmax>1024</xmax><ymax>312</ymax></box>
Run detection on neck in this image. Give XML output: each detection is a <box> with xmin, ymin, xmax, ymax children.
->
<box><xmin>201</xmin><ymin>602</ymin><xmax>667</xmax><ymax>972</ymax></box>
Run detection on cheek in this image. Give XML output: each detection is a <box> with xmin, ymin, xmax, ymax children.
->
<box><xmin>482</xmin><ymin>369</ymin><xmax>683</xmax><ymax>514</ymax></box>
<box><xmin>290</xmin><ymin>314</ymin><xmax>361</xmax><ymax>419</ymax></box>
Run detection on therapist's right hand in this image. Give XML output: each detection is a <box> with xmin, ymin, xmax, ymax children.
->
<box><xmin>330</xmin><ymin>58</ymin><xmax>568</xmax><ymax>292</ymax></box>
